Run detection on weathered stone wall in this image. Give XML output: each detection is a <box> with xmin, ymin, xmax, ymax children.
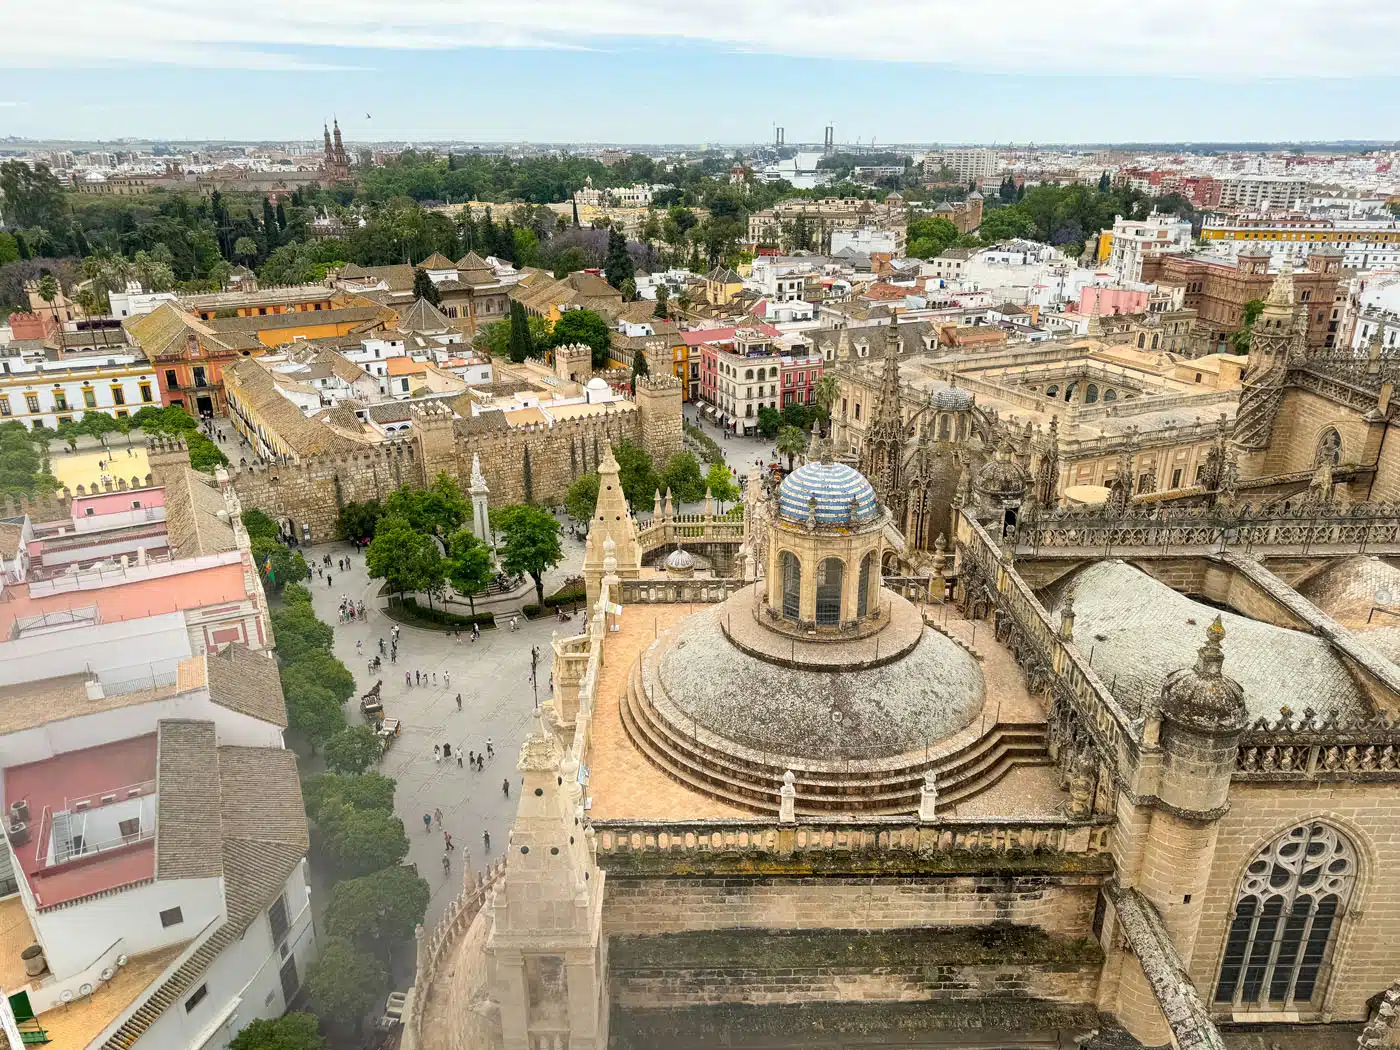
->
<box><xmin>1261</xmin><ymin>388</ymin><xmax>1383</xmax><ymax>490</ymax></box>
<box><xmin>228</xmin><ymin>385</ymin><xmax>684</xmax><ymax>541</ymax></box>
<box><xmin>601</xmin><ymin>874</ymin><xmax>1102</xmax><ymax>939</ymax></box>
<box><xmin>608</xmin><ymin>927</ymin><xmax>1102</xmax><ymax>1010</ymax></box>
<box><xmin>1185</xmin><ymin>781</ymin><xmax>1400</xmax><ymax>1022</ymax></box>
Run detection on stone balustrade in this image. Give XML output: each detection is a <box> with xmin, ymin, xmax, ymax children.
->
<box><xmin>591</xmin><ymin>816</ymin><xmax>1112</xmax><ymax>876</ymax></box>
<box><xmin>618</xmin><ymin>578</ymin><xmax>746</xmax><ymax>605</ymax></box>
<box><xmin>404</xmin><ymin>859</ymin><xmax>507</xmax><ymax>1050</ymax></box>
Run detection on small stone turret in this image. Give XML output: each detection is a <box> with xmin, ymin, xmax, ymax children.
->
<box><xmin>582</xmin><ymin>447</ymin><xmax>640</xmax><ymax>607</ymax></box>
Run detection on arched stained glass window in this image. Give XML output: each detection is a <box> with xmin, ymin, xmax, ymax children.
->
<box><xmin>1214</xmin><ymin>822</ymin><xmax>1356</xmax><ymax>1010</ymax></box>
<box><xmin>780</xmin><ymin>551</ymin><xmax>801</xmax><ymax>621</ymax></box>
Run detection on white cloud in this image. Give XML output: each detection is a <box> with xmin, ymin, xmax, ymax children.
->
<box><xmin>6</xmin><ymin>0</ymin><xmax>1399</xmax><ymax>77</ymax></box>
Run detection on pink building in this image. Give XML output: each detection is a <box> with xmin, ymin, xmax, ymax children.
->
<box><xmin>1078</xmin><ymin>286</ymin><xmax>1149</xmax><ymax>317</ymax></box>
<box><xmin>780</xmin><ymin>352</ymin><xmax>823</xmax><ymax>408</ymax></box>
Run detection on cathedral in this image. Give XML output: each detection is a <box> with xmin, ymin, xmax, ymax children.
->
<box><xmin>322</xmin><ymin>119</ymin><xmax>350</xmax><ymax>182</ymax></box>
<box><xmin>399</xmin><ymin>267</ymin><xmax>1400</xmax><ymax>1050</ymax></box>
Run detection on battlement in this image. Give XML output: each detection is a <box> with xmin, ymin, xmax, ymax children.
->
<box><xmin>636</xmin><ymin>372</ymin><xmax>682</xmax><ymax>392</ymax></box>
<box><xmin>226</xmin><ymin>438</ymin><xmax>419</xmax><ymax>482</ymax></box>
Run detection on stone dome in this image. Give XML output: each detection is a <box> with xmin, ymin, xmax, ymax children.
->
<box><xmin>1159</xmin><ymin>617</ymin><xmax>1248</xmax><ymax>731</ymax></box>
<box><xmin>585</xmin><ymin>377</ymin><xmax>609</xmax><ymax>391</ymax></box>
<box><xmin>976</xmin><ymin>443</ymin><xmax>1027</xmax><ymax>496</ymax></box>
<box><xmin>664</xmin><ymin>547</ymin><xmax>695</xmax><ymax>576</ymax></box>
<box><xmin>777</xmin><ymin>462</ymin><xmax>880</xmax><ymax>526</ymax></box>
<box><xmin>930</xmin><ymin>387</ymin><xmax>974</xmax><ymax>412</ymax></box>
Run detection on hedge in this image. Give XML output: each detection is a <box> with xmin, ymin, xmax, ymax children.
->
<box><xmin>543</xmin><ymin>586</ymin><xmax>586</xmax><ymax>609</ymax></box>
<box><xmin>389</xmin><ymin>597</ymin><xmax>496</xmax><ymax>629</ymax></box>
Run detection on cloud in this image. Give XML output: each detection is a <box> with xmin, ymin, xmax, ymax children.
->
<box><xmin>0</xmin><ymin>101</ymin><xmax>23</xmax><ymax>107</ymax></box>
<box><xmin>9</xmin><ymin>0</ymin><xmax>1400</xmax><ymax>77</ymax></box>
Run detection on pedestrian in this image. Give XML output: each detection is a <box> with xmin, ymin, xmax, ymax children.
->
<box><xmin>405</xmin><ymin>670</ymin><xmax>411</xmax><ymax>686</ymax></box>
<box><xmin>510</xmin><ymin>615</ymin><xmax>519</xmax><ymax>632</ymax></box>
<box><xmin>456</xmin><ymin>693</ymin><xmax>462</xmax><ymax>711</ymax></box>
<box><xmin>486</xmin><ymin>738</ymin><xmax>494</xmax><ymax>758</ymax></box>
<box><xmin>442</xmin><ymin>852</ymin><xmax>451</xmax><ymax>875</ymax></box>
<box><xmin>432</xmin><ymin>671</ymin><xmax>437</xmax><ymax>685</ymax></box>
<box><xmin>444</xmin><ymin>831</ymin><xmax>454</xmax><ymax>851</ymax></box>
<box><xmin>423</xmin><ymin>812</ymin><xmax>432</xmax><ymax>833</ymax></box>
<box><xmin>457</xmin><ymin>750</ymin><xmax>464</xmax><ymax>768</ymax></box>
<box><xmin>443</xmin><ymin>742</ymin><xmax>452</xmax><ymax>759</ymax></box>
<box><xmin>502</xmin><ymin>777</ymin><xmax>510</xmax><ymax>797</ymax></box>
<box><xmin>444</xmin><ymin>671</ymin><xmax>451</xmax><ymax>688</ymax></box>
<box><xmin>471</xmin><ymin>623</ymin><xmax>480</xmax><ymax>642</ymax></box>
<box><xmin>415</xmin><ymin>670</ymin><xmax>421</xmax><ymax>686</ymax></box>
<box><xmin>468</xmin><ymin>749</ymin><xmax>475</xmax><ymax>765</ymax></box>
<box><xmin>483</xmin><ymin>830</ymin><xmax>491</xmax><ymax>851</ymax></box>
<box><xmin>327</xmin><ymin>574</ymin><xmax>333</xmax><ymax>587</ymax></box>
<box><xmin>434</xmin><ymin>807</ymin><xmax>443</xmax><ymax>827</ymax></box>
<box><xmin>355</xmin><ymin>639</ymin><xmax>362</xmax><ymax>655</ymax></box>
<box><xmin>433</xmin><ymin>744</ymin><xmax>441</xmax><ymax>763</ymax></box>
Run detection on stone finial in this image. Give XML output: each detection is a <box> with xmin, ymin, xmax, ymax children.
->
<box><xmin>918</xmin><ymin>770</ymin><xmax>938</xmax><ymax>821</ymax></box>
<box><xmin>778</xmin><ymin>770</ymin><xmax>796</xmax><ymax>823</ymax></box>
<box><xmin>931</xmin><ymin>533</ymin><xmax>947</xmax><ymax>575</ymax></box>
<box><xmin>1059</xmin><ymin>590</ymin><xmax>1076</xmax><ymax>641</ymax></box>
<box><xmin>602</xmin><ymin>536</ymin><xmax>617</xmax><ymax>576</ymax></box>
<box><xmin>1159</xmin><ymin>615</ymin><xmax>1248</xmax><ymax>732</ymax></box>
<box><xmin>652</xmin><ymin>488</ymin><xmax>663</xmax><ymax>518</ymax></box>
<box><xmin>806</xmin><ymin>493</ymin><xmax>818</xmax><ymax>530</ymax></box>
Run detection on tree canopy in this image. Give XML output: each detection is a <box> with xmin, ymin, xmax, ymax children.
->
<box><xmin>565</xmin><ymin>472</ymin><xmax>600</xmax><ymax>523</ymax></box>
<box><xmin>494</xmin><ymin>504</ymin><xmax>563</xmax><ymax>604</ymax></box>
<box><xmin>324</xmin><ymin>865</ymin><xmax>430</xmax><ymax>957</ymax></box>
<box><xmin>229</xmin><ymin>1014</ymin><xmax>328</xmax><ymax>1050</ymax></box>
<box><xmin>445</xmin><ymin>529</ymin><xmax>493</xmax><ymax>612</ymax></box>
<box><xmin>307</xmin><ymin>936</ymin><xmax>386</xmax><ymax>1025</ymax></box>
<box><xmin>550</xmin><ymin>309</ymin><xmax>613</xmax><ymax>369</ymax></box>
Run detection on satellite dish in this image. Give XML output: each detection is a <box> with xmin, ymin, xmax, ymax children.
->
<box><xmin>60</xmin><ymin>990</ymin><xmax>73</xmax><ymax>1003</ymax></box>
<box><xmin>100</xmin><ymin>967</ymin><xmax>116</xmax><ymax>982</ymax></box>
<box><xmin>116</xmin><ymin>955</ymin><xmax>129</xmax><ymax>967</ymax></box>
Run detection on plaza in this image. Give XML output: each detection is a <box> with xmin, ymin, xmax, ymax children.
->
<box><xmin>301</xmin><ymin>534</ymin><xmax>587</xmax><ymax>929</ymax></box>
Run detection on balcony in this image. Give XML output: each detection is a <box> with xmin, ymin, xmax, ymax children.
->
<box><xmin>34</xmin><ymin>780</ymin><xmax>157</xmax><ymax>869</ymax></box>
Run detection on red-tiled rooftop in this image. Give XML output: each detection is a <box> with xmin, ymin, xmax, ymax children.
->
<box><xmin>0</xmin><ymin>561</ymin><xmax>247</xmax><ymax>639</ymax></box>
<box><xmin>6</xmin><ymin>736</ymin><xmax>158</xmax><ymax>908</ymax></box>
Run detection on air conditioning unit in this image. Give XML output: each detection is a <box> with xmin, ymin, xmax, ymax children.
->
<box><xmin>8</xmin><ymin>822</ymin><xmax>29</xmax><ymax>848</ymax></box>
<box><xmin>10</xmin><ymin>800</ymin><xmax>28</xmax><ymax>824</ymax></box>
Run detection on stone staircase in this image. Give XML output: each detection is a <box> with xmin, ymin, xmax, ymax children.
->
<box><xmin>620</xmin><ymin>657</ymin><xmax>1049</xmax><ymax>816</ymax></box>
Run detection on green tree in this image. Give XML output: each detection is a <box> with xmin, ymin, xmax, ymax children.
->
<box><xmin>77</xmin><ymin>411</ymin><xmax>120</xmax><ymax>445</ymax></box>
<box><xmin>906</xmin><ymin>216</ymin><xmax>959</xmax><ymax>260</ymax></box>
<box><xmin>756</xmin><ymin>406</ymin><xmax>782</xmax><ymax>439</ymax></box>
<box><xmin>775</xmin><ymin>426</ymin><xmax>808</xmax><ymax>471</ymax></box>
<box><xmin>659</xmin><ymin>452</ymin><xmax>706</xmax><ymax>504</ymax></box>
<box><xmin>0</xmin><ymin>233</ymin><xmax>18</xmax><ymax>266</ymax></box>
<box><xmin>613</xmin><ymin>441</ymin><xmax>658</xmax><ymax>507</ymax></box>
<box><xmin>270</xmin><ymin>604</ymin><xmax>334</xmax><ymax>661</ymax></box>
<box><xmin>631</xmin><ymin>347</ymin><xmax>649</xmax><ymax>386</ymax></box>
<box><xmin>550</xmin><ymin>309</ymin><xmax>612</xmax><ymax>369</ymax></box>
<box><xmin>366</xmin><ymin>516</ymin><xmax>433</xmax><ymax>599</ymax></box>
<box><xmin>306</xmin><ymin>937</ymin><xmax>386</xmax><ymax>1025</ymax></box>
<box><xmin>303</xmin><ymin>772</ymin><xmax>397</xmax><ymax>820</ymax></box>
<box><xmin>57</xmin><ymin>421</ymin><xmax>80</xmax><ymax>453</ymax></box>
<box><xmin>240</xmin><ymin>508</ymin><xmax>281</xmax><ymax>543</ymax></box>
<box><xmin>493</xmin><ymin>503</ymin><xmax>563</xmax><ymax>604</ymax></box>
<box><xmin>283</xmin><ymin>650</ymin><xmax>356</xmax><ymax>705</ymax></box>
<box><xmin>228</xmin><ymin>1013</ymin><xmax>327</xmax><ymax>1050</ymax></box>
<box><xmin>0</xmin><ymin>161</ymin><xmax>65</xmax><ymax>230</ymax></box>
<box><xmin>653</xmin><ymin>283</ymin><xmax>669</xmax><ymax>319</ymax></box>
<box><xmin>324</xmin><ymin>865</ymin><xmax>430</xmax><ymax>958</ymax></box>
<box><xmin>1230</xmin><ymin>298</ymin><xmax>1267</xmax><ymax>354</ymax></box>
<box><xmin>323</xmin><ymin>725</ymin><xmax>382</xmax><ymax>775</ymax></box>
<box><xmin>336</xmin><ymin>500</ymin><xmax>382</xmax><ymax>542</ymax></box>
<box><xmin>445</xmin><ymin>529</ymin><xmax>493</xmax><ymax>613</ymax></box>
<box><xmin>281</xmin><ymin>674</ymin><xmax>345</xmax><ymax>752</ymax></box>
<box><xmin>251</xmin><ymin>536</ymin><xmax>309</xmax><ymax>593</ymax></box>
<box><xmin>565</xmin><ymin>472</ymin><xmax>599</xmax><ymax>522</ymax></box>
<box><xmin>411</xmin><ymin>266</ymin><xmax>440</xmax><ymax>306</ymax></box>
<box><xmin>186</xmin><ymin>432</ymin><xmax>229</xmax><ymax>472</ymax></box>
<box><xmin>233</xmin><ymin>236</ymin><xmax>259</xmax><ymax>266</ymax></box>
<box><xmin>0</xmin><ymin>422</ymin><xmax>59</xmax><ymax>496</ymax></box>
<box><xmin>315</xmin><ymin>799</ymin><xmax>409</xmax><ymax>877</ymax></box>
<box><xmin>705</xmin><ymin>462</ymin><xmax>740</xmax><ymax>508</ymax></box>
<box><xmin>1098</xmin><ymin>171</ymin><xmax>1111</xmax><ymax>193</ymax></box>
<box><xmin>282</xmin><ymin>582</ymin><xmax>313</xmax><ymax>608</ymax></box>
<box><xmin>507</xmin><ymin>298</ymin><xmax>533</xmax><ymax>363</ymax></box>
<box><xmin>382</xmin><ymin>473</ymin><xmax>469</xmax><ymax>538</ymax></box>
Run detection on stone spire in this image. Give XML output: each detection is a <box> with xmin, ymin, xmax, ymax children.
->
<box><xmin>583</xmin><ymin>445</ymin><xmax>639</xmax><ymax>607</ymax></box>
<box><xmin>1264</xmin><ymin>260</ymin><xmax>1295</xmax><ymax>307</ymax></box>
<box><xmin>1159</xmin><ymin>616</ymin><xmax>1247</xmax><ymax>731</ymax></box>
<box><xmin>858</xmin><ymin>312</ymin><xmax>907</xmax><ymax>515</ymax></box>
<box><xmin>1233</xmin><ymin>263</ymin><xmax>1298</xmax><ymax>457</ymax></box>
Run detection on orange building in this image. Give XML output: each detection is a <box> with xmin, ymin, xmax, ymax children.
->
<box><xmin>123</xmin><ymin>305</ymin><xmax>264</xmax><ymax>417</ymax></box>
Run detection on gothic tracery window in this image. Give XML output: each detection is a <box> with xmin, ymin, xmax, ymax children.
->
<box><xmin>1314</xmin><ymin>428</ymin><xmax>1341</xmax><ymax>467</ymax></box>
<box><xmin>1214</xmin><ymin>822</ymin><xmax>1356</xmax><ymax>1011</ymax></box>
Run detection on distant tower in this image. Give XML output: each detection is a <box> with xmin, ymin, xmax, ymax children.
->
<box><xmin>774</xmin><ymin>126</ymin><xmax>785</xmax><ymax>150</ymax></box>
<box><xmin>824</xmin><ymin>125</ymin><xmax>834</xmax><ymax>154</ymax></box>
<box><xmin>323</xmin><ymin>119</ymin><xmax>350</xmax><ymax>182</ymax></box>
<box><xmin>322</xmin><ymin>123</ymin><xmax>332</xmax><ymax>162</ymax></box>
<box><xmin>859</xmin><ymin>314</ymin><xmax>908</xmax><ymax>519</ymax></box>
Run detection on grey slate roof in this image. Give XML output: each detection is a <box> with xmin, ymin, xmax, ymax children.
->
<box><xmin>1041</xmin><ymin>561</ymin><xmax>1370</xmax><ymax>722</ymax></box>
<box><xmin>206</xmin><ymin>644</ymin><xmax>288</xmax><ymax>727</ymax></box>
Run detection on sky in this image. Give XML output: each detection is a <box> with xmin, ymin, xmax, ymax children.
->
<box><xmin>3</xmin><ymin>0</ymin><xmax>1400</xmax><ymax>144</ymax></box>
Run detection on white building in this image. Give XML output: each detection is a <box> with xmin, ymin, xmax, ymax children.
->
<box><xmin>108</xmin><ymin>284</ymin><xmax>180</xmax><ymax>320</ymax></box>
<box><xmin>710</xmin><ymin>328</ymin><xmax>784</xmax><ymax>435</ymax></box>
<box><xmin>1106</xmin><ymin>211</ymin><xmax>1194</xmax><ymax>283</ymax></box>
<box><xmin>1217</xmin><ymin>175</ymin><xmax>1308</xmax><ymax>211</ymax></box>
<box><xmin>830</xmin><ymin>228</ymin><xmax>899</xmax><ymax>257</ymax></box>
<box><xmin>0</xmin><ymin>344</ymin><xmax>160</xmax><ymax>429</ymax></box>
<box><xmin>0</xmin><ymin>470</ymin><xmax>314</xmax><ymax>1050</ymax></box>
<box><xmin>928</xmin><ymin>148</ymin><xmax>999</xmax><ymax>184</ymax></box>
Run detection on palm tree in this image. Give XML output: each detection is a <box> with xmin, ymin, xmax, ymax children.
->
<box><xmin>814</xmin><ymin>373</ymin><xmax>840</xmax><ymax>425</ymax></box>
<box><xmin>775</xmin><ymin>426</ymin><xmax>808</xmax><ymax>472</ymax></box>
<box><xmin>36</xmin><ymin>273</ymin><xmax>63</xmax><ymax>352</ymax></box>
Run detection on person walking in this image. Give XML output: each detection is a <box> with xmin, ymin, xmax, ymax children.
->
<box><xmin>422</xmin><ymin>812</ymin><xmax>432</xmax><ymax>834</ymax></box>
<box><xmin>433</xmin><ymin>744</ymin><xmax>441</xmax><ymax>763</ymax></box>
<box><xmin>444</xmin><ymin>671</ymin><xmax>451</xmax><ymax>688</ymax></box>
<box><xmin>457</xmin><ymin>749</ymin><xmax>464</xmax><ymax>768</ymax></box>
<box><xmin>443</xmin><ymin>742</ymin><xmax>452</xmax><ymax>759</ymax></box>
<box><xmin>434</xmin><ymin>807</ymin><xmax>443</xmax><ymax>828</ymax></box>
<box><xmin>510</xmin><ymin>615</ymin><xmax>519</xmax><ymax>632</ymax></box>
<box><xmin>501</xmin><ymin>777</ymin><xmax>510</xmax><ymax>798</ymax></box>
<box><xmin>486</xmin><ymin>738</ymin><xmax>494</xmax><ymax>758</ymax></box>
<box><xmin>482</xmin><ymin>830</ymin><xmax>491</xmax><ymax>852</ymax></box>
<box><xmin>456</xmin><ymin>693</ymin><xmax>462</xmax><ymax>711</ymax></box>
<box><xmin>444</xmin><ymin>831</ymin><xmax>454</xmax><ymax>851</ymax></box>
<box><xmin>442</xmin><ymin>852</ymin><xmax>451</xmax><ymax>875</ymax></box>
<box><xmin>405</xmin><ymin>670</ymin><xmax>412</xmax><ymax>687</ymax></box>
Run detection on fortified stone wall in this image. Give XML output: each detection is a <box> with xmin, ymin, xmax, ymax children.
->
<box><xmin>601</xmin><ymin>875</ymin><xmax>1102</xmax><ymax>939</ymax></box>
<box><xmin>228</xmin><ymin>379</ymin><xmax>684</xmax><ymax>541</ymax></box>
<box><xmin>1186</xmin><ymin>780</ymin><xmax>1400</xmax><ymax>1022</ymax></box>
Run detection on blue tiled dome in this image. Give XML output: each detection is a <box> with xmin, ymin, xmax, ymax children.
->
<box><xmin>778</xmin><ymin>462</ymin><xmax>880</xmax><ymax>526</ymax></box>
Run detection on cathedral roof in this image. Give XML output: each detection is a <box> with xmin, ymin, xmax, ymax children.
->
<box><xmin>777</xmin><ymin>462</ymin><xmax>880</xmax><ymax>526</ymax></box>
<box><xmin>930</xmin><ymin>387</ymin><xmax>974</xmax><ymax>411</ymax></box>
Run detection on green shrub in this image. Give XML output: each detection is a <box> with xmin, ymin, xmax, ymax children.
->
<box><xmin>389</xmin><ymin>596</ymin><xmax>495</xmax><ymax>629</ymax></box>
<box><xmin>543</xmin><ymin>586</ymin><xmax>585</xmax><ymax>609</ymax></box>
<box><xmin>521</xmin><ymin>603</ymin><xmax>543</xmax><ymax>619</ymax></box>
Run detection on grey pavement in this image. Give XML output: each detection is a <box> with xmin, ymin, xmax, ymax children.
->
<box><xmin>683</xmin><ymin>402</ymin><xmax>781</xmax><ymax>480</ymax></box>
<box><xmin>303</xmin><ymin>537</ymin><xmax>585</xmax><ymax>928</ymax></box>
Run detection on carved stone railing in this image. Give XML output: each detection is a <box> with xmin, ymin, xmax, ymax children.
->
<box><xmin>635</xmin><ymin>514</ymin><xmax>745</xmax><ymax>552</ymax></box>
<box><xmin>1235</xmin><ymin>707</ymin><xmax>1400</xmax><ymax>782</ymax></box>
<box><xmin>404</xmin><ymin>859</ymin><xmax>507</xmax><ymax>1050</ymax></box>
<box><xmin>592</xmin><ymin>815</ymin><xmax>1113</xmax><ymax>875</ymax></box>
<box><xmin>960</xmin><ymin>515</ymin><xmax>1141</xmax><ymax>784</ymax></box>
<box><xmin>1016</xmin><ymin>501</ymin><xmax>1400</xmax><ymax>557</ymax></box>
<box><xmin>1290</xmin><ymin>362</ymin><xmax>1395</xmax><ymax>419</ymax></box>
<box><xmin>617</xmin><ymin>578</ymin><xmax>746</xmax><ymax>604</ymax></box>
<box><xmin>882</xmin><ymin>575</ymin><xmax>934</xmax><ymax>602</ymax></box>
